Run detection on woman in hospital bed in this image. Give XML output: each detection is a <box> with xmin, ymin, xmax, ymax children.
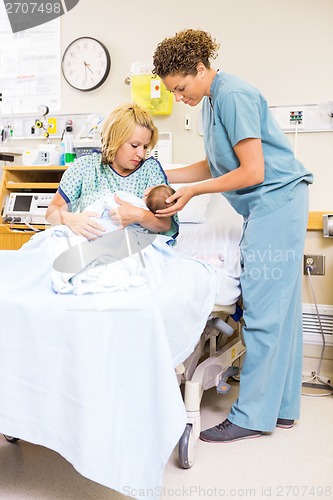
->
<box><xmin>45</xmin><ymin>103</ymin><xmax>178</xmax><ymax>243</ymax></box>
<box><xmin>0</xmin><ymin>106</ymin><xmax>221</xmax><ymax>498</ymax></box>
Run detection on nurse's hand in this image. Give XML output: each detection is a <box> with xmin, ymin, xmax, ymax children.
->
<box><xmin>155</xmin><ymin>186</ymin><xmax>194</xmax><ymax>218</ymax></box>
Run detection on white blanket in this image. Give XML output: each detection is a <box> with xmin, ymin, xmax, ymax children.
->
<box><xmin>176</xmin><ymin>193</ymin><xmax>243</xmax><ymax>306</ymax></box>
<box><xmin>26</xmin><ymin>225</ymin><xmax>150</xmax><ymax>295</ymax></box>
<box><xmin>0</xmin><ymin>229</ymin><xmax>219</xmax><ymax>500</ymax></box>
<box><xmin>83</xmin><ymin>190</ymin><xmax>149</xmax><ymax>233</ymax></box>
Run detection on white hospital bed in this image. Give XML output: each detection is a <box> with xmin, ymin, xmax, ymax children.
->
<box><xmin>0</xmin><ymin>188</ymin><xmax>243</xmax><ymax>499</ymax></box>
<box><xmin>174</xmin><ymin>190</ymin><xmax>245</xmax><ymax>468</ymax></box>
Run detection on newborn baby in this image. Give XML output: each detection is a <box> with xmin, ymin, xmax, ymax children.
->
<box><xmin>84</xmin><ymin>184</ymin><xmax>176</xmax><ymax>233</ymax></box>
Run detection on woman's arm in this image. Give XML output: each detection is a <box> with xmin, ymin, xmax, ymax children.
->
<box><xmin>112</xmin><ymin>195</ymin><xmax>172</xmax><ymax>232</ymax></box>
<box><xmin>193</xmin><ymin>138</ymin><xmax>264</xmax><ymax>193</ymax></box>
<box><xmin>165</xmin><ymin>158</ymin><xmax>212</xmax><ymax>184</ymax></box>
<box><xmin>45</xmin><ymin>191</ymin><xmax>106</xmax><ymax>239</ymax></box>
<box><xmin>156</xmin><ymin>138</ymin><xmax>265</xmax><ymax>217</ymax></box>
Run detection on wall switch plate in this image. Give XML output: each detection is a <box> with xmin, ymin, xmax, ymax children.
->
<box><xmin>304</xmin><ymin>255</ymin><xmax>325</xmax><ymax>275</ymax></box>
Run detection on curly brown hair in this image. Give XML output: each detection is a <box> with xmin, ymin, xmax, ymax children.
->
<box><xmin>152</xmin><ymin>29</ymin><xmax>220</xmax><ymax>78</ymax></box>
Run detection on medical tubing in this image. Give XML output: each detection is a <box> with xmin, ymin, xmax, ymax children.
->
<box><xmin>24</xmin><ymin>217</ymin><xmax>41</xmax><ymax>232</ymax></box>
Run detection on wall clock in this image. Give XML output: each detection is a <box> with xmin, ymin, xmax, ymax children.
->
<box><xmin>61</xmin><ymin>37</ymin><xmax>111</xmax><ymax>91</ymax></box>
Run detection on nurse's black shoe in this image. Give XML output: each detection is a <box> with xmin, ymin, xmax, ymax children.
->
<box><xmin>276</xmin><ymin>418</ymin><xmax>294</xmax><ymax>429</ymax></box>
<box><xmin>199</xmin><ymin>419</ymin><xmax>262</xmax><ymax>443</ymax></box>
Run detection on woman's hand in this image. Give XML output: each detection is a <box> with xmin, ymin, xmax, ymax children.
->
<box><xmin>45</xmin><ymin>191</ymin><xmax>105</xmax><ymax>240</ymax></box>
<box><xmin>112</xmin><ymin>194</ymin><xmax>172</xmax><ymax>233</ymax></box>
<box><xmin>63</xmin><ymin>211</ymin><xmax>106</xmax><ymax>240</ymax></box>
<box><xmin>110</xmin><ymin>195</ymin><xmax>141</xmax><ymax>228</ymax></box>
<box><xmin>155</xmin><ymin>186</ymin><xmax>194</xmax><ymax>218</ymax></box>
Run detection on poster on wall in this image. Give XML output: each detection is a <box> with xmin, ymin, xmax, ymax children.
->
<box><xmin>0</xmin><ymin>2</ymin><xmax>60</xmax><ymax>115</ymax></box>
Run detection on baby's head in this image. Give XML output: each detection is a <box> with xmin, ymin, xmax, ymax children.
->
<box><xmin>145</xmin><ymin>184</ymin><xmax>176</xmax><ymax>214</ymax></box>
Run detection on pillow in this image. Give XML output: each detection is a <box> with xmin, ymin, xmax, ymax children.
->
<box><xmin>171</xmin><ymin>183</ymin><xmax>211</xmax><ymax>224</ymax></box>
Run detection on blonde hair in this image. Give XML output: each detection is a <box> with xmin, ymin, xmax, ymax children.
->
<box><xmin>153</xmin><ymin>29</ymin><xmax>220</xmax><ymax>78</ymax></box>
<box><xmin>101</xmin><ymin>103</ymin><xmax>158</xmax><ymax>164</ymax></box>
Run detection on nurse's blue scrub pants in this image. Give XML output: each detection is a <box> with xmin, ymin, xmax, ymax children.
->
<box><xmin>228</xmin><ymin>182</ymin><xmax>309</xmax><ymax>432</ymax></box>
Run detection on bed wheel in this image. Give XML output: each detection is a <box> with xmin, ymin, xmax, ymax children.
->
<box><xmin>3</xmin><ymin>435</ymin><xmax>19</xmax><ymax>443</ymax></box>
<box><xmin>178</xmin><ymin>423</ymin><xmax>196</xmax><ymax>469</ymax></box>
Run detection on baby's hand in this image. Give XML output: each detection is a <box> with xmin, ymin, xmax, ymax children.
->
<box><xmin>113</xmin><ymin>194</ymin><xmax>125</xmax><ymax>205</ymax></box>
<box><xmin>143</xmin><ymin>187</ymin><xmax>153</xmax><ymax>199</ymax></box>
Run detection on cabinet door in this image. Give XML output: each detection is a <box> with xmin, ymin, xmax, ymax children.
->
<box><xmin>0</xmin><ymin>226</ymin><xmax>34</xmax><ymax>250</ymax></box>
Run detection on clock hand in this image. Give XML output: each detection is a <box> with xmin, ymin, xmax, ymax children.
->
<box><xmin>84</xmin><ymin>61</ymin><xmax>94</xmax><ymax>74</ymax></box>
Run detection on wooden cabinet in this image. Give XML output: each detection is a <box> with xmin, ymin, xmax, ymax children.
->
<box><xmin>0</xmin><ymin>165</ymin><xmax>66</xmax><ymax>250</ymax></box>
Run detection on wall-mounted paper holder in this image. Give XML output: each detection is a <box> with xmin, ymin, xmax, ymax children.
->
<box><xmin>323</xmin><ymin>214</ymin><xmax>333</xmax><ymax>238</ymax></box>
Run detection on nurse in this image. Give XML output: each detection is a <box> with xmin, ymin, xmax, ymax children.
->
<box><xmin>152</xmin><ymin>29</ymin><xmax>313</xmax><ymax>442</ymax></box>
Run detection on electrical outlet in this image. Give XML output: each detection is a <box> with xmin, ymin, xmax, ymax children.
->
<box><xmin>304</xmin><ymin>255</ymin><xmax>325</xmax><ymax>275</ymax></box>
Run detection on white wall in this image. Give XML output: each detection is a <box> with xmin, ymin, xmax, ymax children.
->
<box><xmin>59</xmin><ymin>0</ymin><xmax>333</xmax><ymax>212</ymax></box>
<box><xmin>6</xmin><ymin>1</ymin><xmax>333</xmax><ymax>297</ymax></box>
<box><xmin>2</xmin><ymin>0</ymin><xmax>332</xmax><ymax>370</ymax></box>
<box><xmin>60</xmin><ymin>0</ymin><xmax>333</xmax><ymax>373</ymax></box>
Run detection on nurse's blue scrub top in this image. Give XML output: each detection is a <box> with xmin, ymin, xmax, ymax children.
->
<box><xmin>202</xmin><ymin>71</ymin><xmax>313</xmax><ymax>220</ymax></box>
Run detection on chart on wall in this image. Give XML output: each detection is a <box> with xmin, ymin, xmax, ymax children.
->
<box><xmin>0</xmin><ymin>3</ymin><xmax>60</xmax><ymax>115</ymax></box>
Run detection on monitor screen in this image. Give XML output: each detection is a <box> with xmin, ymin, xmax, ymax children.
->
<box><xmin>13</xmin><ymin>195</ymin><xmax>33</xmax><ymax>212</ymax></box>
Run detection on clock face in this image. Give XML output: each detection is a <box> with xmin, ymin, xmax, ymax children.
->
<box><xmin>62</xmin><ymin>37</ymin><xmax>111</xmax><ymax>91</ymax></box>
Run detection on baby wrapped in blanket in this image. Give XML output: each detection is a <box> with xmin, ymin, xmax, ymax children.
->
<box><xmin>51</xmin><ymin>187</ymin><xmax>176</xmax><ymax>295</ymax></box>
<box><xmin>87</xmin><ymin>185</ymin><xmax>176</xmax><ymax>232</ymax></box>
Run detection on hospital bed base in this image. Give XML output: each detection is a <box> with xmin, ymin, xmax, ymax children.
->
<box><xmin>178</xmin><ymin>308</ymin><xmax>245</xmax><ymax>469</ymax></box>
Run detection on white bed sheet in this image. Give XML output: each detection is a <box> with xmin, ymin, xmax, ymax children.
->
<box><xmin>176</xmin><ymin>193</ymin><xmax>243</xmax><ymax>306</ymax></box>
<box><xmin>0</xmin><ymin>232</ymin><xmax>218</xmax><ymax>500</ymax></box>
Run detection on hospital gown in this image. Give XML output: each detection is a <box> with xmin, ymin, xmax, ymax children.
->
<box><xmin>58</xmin><ymin>153</ymin><xmax>178</xmax><ymax>241</ymax></box>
